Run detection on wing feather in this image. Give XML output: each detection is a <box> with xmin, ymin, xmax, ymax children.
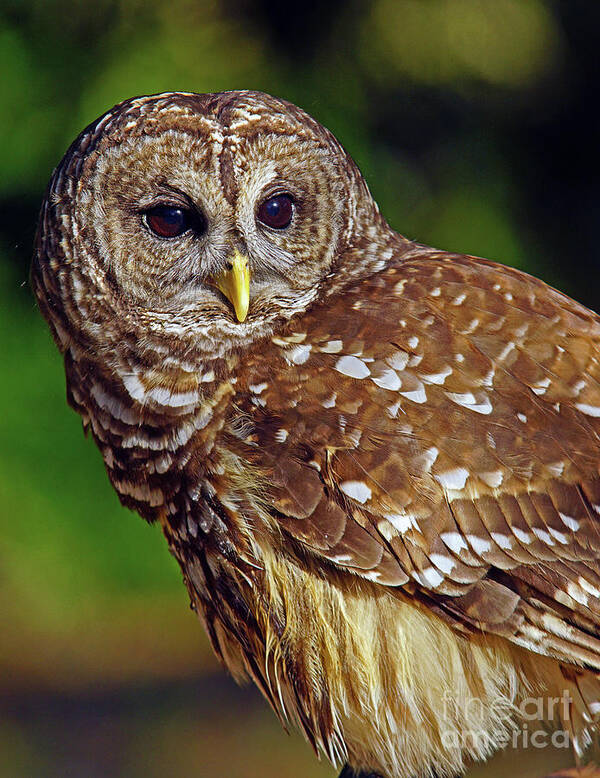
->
<box><xmin>238</xmin><ymin>252</ymin><xmax>600</xmax><ymax>669</ymax></box>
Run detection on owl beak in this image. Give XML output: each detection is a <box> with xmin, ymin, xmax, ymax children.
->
<box><xmin>214</xmin><ymin>251</ymin><xmax>250</xmax><ymax>323</ymax></box>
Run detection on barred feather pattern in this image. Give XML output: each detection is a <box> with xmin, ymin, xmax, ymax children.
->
<box><xmin>32</xmin><ymin>91</ymin><xmax>600</xmax><ymax>778</ymax></box>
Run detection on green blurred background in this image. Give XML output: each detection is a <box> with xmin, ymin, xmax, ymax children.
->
<box><xmin>1</xmin><ymin>1</ymin><xmax>598</xmax><ymax>776</ymax></box>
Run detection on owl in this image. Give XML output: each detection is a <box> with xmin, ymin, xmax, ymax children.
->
<box><xmin>32</xmin><ymin>91</ymin><xmax>600</xmax><ymax>778</ymax></box>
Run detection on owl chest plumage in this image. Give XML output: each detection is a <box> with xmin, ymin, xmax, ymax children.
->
<box><xmin>63</xmin><ymin>248</ymin><xmax>600</xmax><ymax>616</ymax></box>
<box><xmin>57</xmin><ymin>250</ymin><xmax>600</xmax><ymax>776</ymax></box>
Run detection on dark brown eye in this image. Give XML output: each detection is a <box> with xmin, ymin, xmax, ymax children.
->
<box><xmin>257</xmin><ymin>194</ymin><xmax>294</xmax><ymax>229</ymax></box>
<box><xmin>144</xmin><ymin>205</ymin><xmax>192</xmax><ymax>238</ymax></box>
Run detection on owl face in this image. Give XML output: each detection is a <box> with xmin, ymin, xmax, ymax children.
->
<box><xmin>47</xmin><ymin>91</ymin><xmax>369</xmax><ymax>356</ymax></box>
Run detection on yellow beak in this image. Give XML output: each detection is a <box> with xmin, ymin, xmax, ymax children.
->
<box><xmin>214</xmin><ymin>251</ymin><xmax>250</xmax><ymax>323</ymax></box>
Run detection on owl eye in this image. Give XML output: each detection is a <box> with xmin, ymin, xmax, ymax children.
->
<box><xmin>257</xmin><ymin>194</ymin><xmax>294</xmax><ymax>229</ymax></box>
<box><xmin>143</xmin><ymin>205</ymin><xmax>194</xmax><ymax>238</ymax></box>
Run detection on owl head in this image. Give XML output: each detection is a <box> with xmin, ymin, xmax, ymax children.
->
<box><xmin>33</xmin><ymin>91</ymin><xmax>394</xmax><ymax>363</ymax></box>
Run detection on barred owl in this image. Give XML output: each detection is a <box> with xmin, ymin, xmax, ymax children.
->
<box><xmin>32</xmin><ymin>91</ymin><xmax>600</xmax><ymax>778</ymax></box>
